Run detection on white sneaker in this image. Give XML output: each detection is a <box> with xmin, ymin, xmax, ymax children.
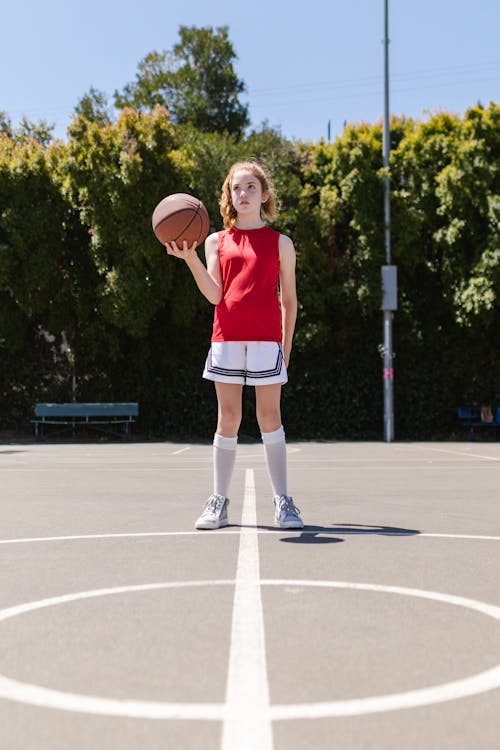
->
<box><xmin>195</xmin><ymin>494</ymin><xmax>229</xmax><ymax>530</ymax></box>
<box><xmin>273</xmin><ymin>495</ymin><xmax>304</xmax><ymax>529</ymax></box>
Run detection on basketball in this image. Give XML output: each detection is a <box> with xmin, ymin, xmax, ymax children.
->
<box><xmin>152</xmin><ymin>193</ymin><xmax>210</xmax><ymax>248</ymax></box>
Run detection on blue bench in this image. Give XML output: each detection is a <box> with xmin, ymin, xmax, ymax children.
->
<box><xmin>457</xmin><ymin>405</ymin><xmax>500</xmax><ymax>440</ymax></box>
<box><xmin>33</xmin><ymin>402</ymin><xmax>139</xmax><ymax>439</ymax></box>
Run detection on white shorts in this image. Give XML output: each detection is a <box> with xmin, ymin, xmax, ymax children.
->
<box><xmin>203</xmin><ymin>341</ymin><xmax>287</xmax><ymax>386</ymax></box>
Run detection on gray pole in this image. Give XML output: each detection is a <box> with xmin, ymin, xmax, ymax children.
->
<box><xmin>382</xmin><ymin>0</ymin><xmax>395</xmax><ymax>442</ymax></box>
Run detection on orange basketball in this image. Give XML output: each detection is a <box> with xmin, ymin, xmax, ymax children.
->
<box><xmin>152</xmin><ymin>193</ymin><xmax>210</xmax><ymax>248</ymax></box>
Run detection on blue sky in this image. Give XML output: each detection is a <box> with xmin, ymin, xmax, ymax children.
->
<box><xmin>2</xmin><ymin>0</ymin><xmax>499</xmax><ymax>142</ymax></box>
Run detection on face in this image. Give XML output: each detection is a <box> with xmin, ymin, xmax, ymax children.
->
<box><xmin>230</xmin><ymin>169</ymin><xmax>269</xmax><ymax>216</ymax></box>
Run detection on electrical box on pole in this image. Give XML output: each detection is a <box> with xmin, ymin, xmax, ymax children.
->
<box><xmin>381</xmin><ymin>265</ymin><xmax>398</xmax><ymax>311</ymax></box>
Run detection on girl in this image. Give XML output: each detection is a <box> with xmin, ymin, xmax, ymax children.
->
<box><xmin>165</xmin><ymin>160</ymin><xmax>303</xmax><ymax>530</ymax></box>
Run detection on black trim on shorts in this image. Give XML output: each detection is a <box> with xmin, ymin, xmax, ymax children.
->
<box><xmin>246</xmin><ymin>344</ymin><xmax>284</xmax><ymax>379</ymax></box>
<box><xmin>205</xmin><ymin>343</ymin><xmax>284</xmax><ymax>380</ymax></box>
<box><xmin>205</xmin><ymin>348</ymin><xmax>246</xmax><ymax>378</ymax></box>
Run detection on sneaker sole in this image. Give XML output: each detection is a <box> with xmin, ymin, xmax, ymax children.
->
<box><xmin>274</xmin><ymin>518</ymin><xmax>304</xmax><ymax>530</ymax></box>
<box><xmin>195</xmin><ymin>519</ymin><xmax>229</xmax><ymax>530</ymax></box>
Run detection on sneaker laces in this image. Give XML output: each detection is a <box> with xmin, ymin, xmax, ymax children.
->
<box><xmin>277</xmin><ymin>495</ymin><xmax>301</xmax><ymax>517</ymax></box>
<box><xmin>204</xmin><ymin>494</ymin><xmax>226</xmax><ymax>515</ymax></box>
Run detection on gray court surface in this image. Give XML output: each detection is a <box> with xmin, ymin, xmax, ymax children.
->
<box><xmin>1</xmin><ymin>440</ymin><xmax>499</xmax><ymax>750</ymax></box>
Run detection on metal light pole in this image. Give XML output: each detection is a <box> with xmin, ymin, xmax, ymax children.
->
<box><xmin>380</xmin><ymin>0</ymin><xmax>396</xmax><ymax>442</ymax></box>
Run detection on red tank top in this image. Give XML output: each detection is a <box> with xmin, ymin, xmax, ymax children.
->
<box><xmin>211</xmin><ymin>226</ymin><xmax>282</xmax><ymax>342</ymax></box>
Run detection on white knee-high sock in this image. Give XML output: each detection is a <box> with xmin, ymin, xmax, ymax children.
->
<box><xmin>213</xmin><ymin>433</ymin><xmax>237</xmax><ymax>498</ymax></box>
<box><xmin>262</xmin><ymin>426</ymin><xmax>287</xmax><ymax>497</ymax></box>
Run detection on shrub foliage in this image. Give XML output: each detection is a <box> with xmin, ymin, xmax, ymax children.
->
<box><xmin>1</xmin><ymin>102</ymin><xmax>499</xmax><ymax>439</ymax></box>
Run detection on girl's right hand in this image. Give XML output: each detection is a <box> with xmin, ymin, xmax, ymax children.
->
<box><xmin>164</xmin><ymin>239</ymin><xmax>198</xmax><ymax>262</ymax></box>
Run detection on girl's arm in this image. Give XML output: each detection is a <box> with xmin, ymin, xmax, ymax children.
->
<box><xmin>279</xmin><ymin>234</ymin><xmax>298</xmax><ymax>368</ymax></box>
<box><xmin>165</xmin><ymin>231</ymin><xmax>223</xmax><ymax>305</ymax></box>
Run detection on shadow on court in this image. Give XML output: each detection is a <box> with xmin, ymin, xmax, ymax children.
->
<box><xmin>236</xmin><ymin>523</ymin><xmax>421</xmax><ymax>544</ymax></box>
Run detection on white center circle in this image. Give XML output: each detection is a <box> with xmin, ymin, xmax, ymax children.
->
<box><xmin>0</xmin><ymin>580</ymin><xmax>500</xmax><ymax>720</ymax></box>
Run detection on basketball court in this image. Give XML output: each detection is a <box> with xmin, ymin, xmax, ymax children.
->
<box><xmin>1</xmin><ymin>440</ymin><xmax>499</xmax><ymax>749</ymax></box>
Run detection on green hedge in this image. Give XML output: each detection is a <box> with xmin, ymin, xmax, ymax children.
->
<box><xmin>1</xmin><ymin>103</ymin><xmax>499</xmax><ymax>439</ymax></box>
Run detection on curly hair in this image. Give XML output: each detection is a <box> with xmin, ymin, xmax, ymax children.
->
<box><xmin>219</xmin><ymin>159</ymin><xmax>279</xmax><ymax>228</ymax></box>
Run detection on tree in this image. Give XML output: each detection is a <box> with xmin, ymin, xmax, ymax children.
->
<box><xmin>115</xmin><ymin>25</ymin><xmax>249</xmax><ymax>137</ymax></box>
<box><xmin>75</xmin><ymin>87</ymin><xmax>112</xmax><ymax>127</ymax></box>
<box><xmin>0</xmin><ymin>110</ymin><xmax>53</xmax><ymax>145</ymax></box>
<box><xmin>0</xmin><ymin>129</ymin><xmax>82</xmax><ymax>427</ymax></box>
<box><xmin>0</xmin><ymin>111</ymin><xmax>13</xmax><ymax>137</ymax></box>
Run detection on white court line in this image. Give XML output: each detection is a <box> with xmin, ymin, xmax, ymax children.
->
<box><xmin>0</xmin><ymin>581</ymin><xmax>228</xmax><ymax>720</ymax></box>
<box><xmin>0</xmin><ymin>532</ymin><xmax>215</xmax><ymax>545</ymax></box>
<box><xmin>2</xmin><ymin>531</ymin><xmax>500</xmax><ymax>545</ymax></box>
<box><xmin>413</xmin><ymin>445</ymin><xmax>500</xmax><ymax>462</ymax></box>
<box><xmin>1</xmin><ymin>467</ymin><xmax>209</xmax><ymax>473</ymax></box>
<box><xmin>420</xmin><ymin>533</ymin><xmax>500</xmax><ymax>541</ymax></box>
<box><xmin>171</xmin><ymin>447</ymin><xmax>191</xmax><ymax>455</ymax></box>
<box><xmin>1</xmin><ymin>580</ymin><xmax>500</xmax><ymax>720</ymax></box>
<box><xmin>265</xmin><ymin>580</ymin><xmax>500</xmax><ymax>719</ymax></box>
<box><xmin>222</xmin><ymin>469</ymin><xmax>273</xmax><ymax>749</ymax></box>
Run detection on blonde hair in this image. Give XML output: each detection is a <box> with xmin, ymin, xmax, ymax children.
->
<box><xmin>219</xmin><ymin>160</ymin><xmax>279</xmax><ymax>228</ymax></box>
